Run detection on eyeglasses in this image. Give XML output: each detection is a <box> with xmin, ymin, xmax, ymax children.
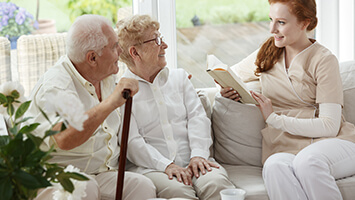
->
<box><xmin>135</xmin><ymin>35</ymin><xmax>164</xmax><ymax>46</ymax></box>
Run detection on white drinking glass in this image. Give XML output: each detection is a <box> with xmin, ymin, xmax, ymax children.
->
<box><xmin>220</xmin><ymin>188</ymin><xmax>246</xmax><ymax>200</ymax></box>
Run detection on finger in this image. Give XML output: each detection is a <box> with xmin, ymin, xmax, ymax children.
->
<box><xmin>192</xmin><ymin>163</ymin><xmax>199</xmax><ymax>178</ymax></box>
<box><xmin>198</xmin><ymin>161</ymin><xmax>206</xmax><ymax>175</ymax></box>
<box><xmin>207</xmin><ymin>160</ymin><xmax>220</xmax><ymax>169</ymax></box>
<box><xmin>175</xmin><ymin>172</ymin><xmax>182</xmax><ymax>182</ymax></box>
<box><xmin>167</xmin><ymin>171</ymin><xmax>173</xmax><ymax>180</ymax></box>
<box><xmin>188</xmin><ymin>74</ymin><xmax>192</xmax><ymax>79</ymax></box>
<box><xmin>203</xmin><ymin>160</ymin><xmax>212</xmax><ymax>171</ymax></box>
<box><xmin>181</xmin><ymin>171</ymin><xmax>190</xmax><ymax>185</ymax></box>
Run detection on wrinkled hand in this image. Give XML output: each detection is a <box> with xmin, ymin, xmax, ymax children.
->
<box><xmin>220</xmin><ymin>87</ymin><xmax>241</xmax><ymax>102</ymax></box>
<box><xmin>188</xmin><ymin>157</ymin><xmax>219</xmax><ymax>178</ymax></box>
<box><xmin>251</xmin><ymin>91</ymin><xmax>273</xmax><ymax>120</ymax></box>
<box><xmin>111</xmin><ymin>78</ymin><xmax>139</xmax><ymax>108</ymax></box>
<box><xmin>165</xmin><ymin>163</ymin><xmax>192</xmax><ymax>185</ymax></box>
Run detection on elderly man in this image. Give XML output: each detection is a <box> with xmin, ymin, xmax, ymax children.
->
<box><xmin>25</xmin><ymin>15</ymin><xmax>156</xmax><ymax>200</ymax></box>
<box><xmin>116</xmin><ymin>15</ymin><xmax>235</xmax><ymax>200</ymax></box>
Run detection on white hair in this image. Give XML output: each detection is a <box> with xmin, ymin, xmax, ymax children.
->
<box><xmin>66</xmin><ymin>14</ymin><xmax>113</xmax><ymax>63</ymax></box>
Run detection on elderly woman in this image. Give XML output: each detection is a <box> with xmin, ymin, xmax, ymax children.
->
<box><xmin>116</xmin><ymin>15</ymin><xmax>235</xmax><ymax>199</ymax></box>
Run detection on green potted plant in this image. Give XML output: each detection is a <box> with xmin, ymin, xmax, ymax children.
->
<box><xmin>67</xmin><ymin>0</ymin><xmax>131</xmax><ymax>24</ymax></box>
<box><xmin>0</xmin><ymin>2</ymin><xmax>37</xmax><ymax>49</ymax></box>
<box><xmin>0</xmin><ymin>82</ymin><xmax>89</xmax><ymax>200</ymax></box>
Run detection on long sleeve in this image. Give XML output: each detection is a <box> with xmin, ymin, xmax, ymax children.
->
<box><xmin>266</xmin><ymin>103</ymin><xmax>342</xmax><ymax>138</ymax></box>
<box><xmin>182</xmin><ymin>71</ymin><xmax>212</xmax><ymax>160</ymax></box>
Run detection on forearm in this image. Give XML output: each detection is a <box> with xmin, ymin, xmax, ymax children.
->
<box><xmin>53</xmin><ymin>98</ymin><xmax>117</xmax><ymax>150</ymax></box>
<box><xmin>266</xmin><ymin>103</ymin><xmax>342</xmax><ymax>138</ymax></box>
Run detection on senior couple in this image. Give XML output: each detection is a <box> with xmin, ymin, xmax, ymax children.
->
<box><xmin>28</xmin><ymin>14</ymin><xmax>235</xmax><ymax>200</ymax></box>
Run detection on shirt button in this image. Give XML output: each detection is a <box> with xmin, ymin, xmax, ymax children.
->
<box><xmin>159</xmin><ymin>101</ymin><xmax>163</xmax><ymax>105</ymax></box>
<box><xmin>90</xmin><ymin>93</ymin><xmax>94</xmax><ymax>96</ymax></box>
<box><xmin>89</xmin><ymin>83</ymin><xmax>93</xmax><ymax>87</ymax></box>
<box><xmin>104</xmin><ymin>127</ymin><xmax>108</xmax><ymax>130</ymax></box>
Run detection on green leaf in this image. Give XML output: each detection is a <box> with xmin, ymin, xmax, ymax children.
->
<box><xmin>15</xmin><ymin>101</ymin><xmax>31</xmax><ymax>120</ymax></box>
<box><xmin>13</xmin><ymin>170</ymin><xmax>42</xmax><ymax>189</ymax></box>
<box><xmin>10</xmin><ymin>90</ymin><xmax>20</xmax><ymax>99</ymax></box>
<box><xmin>6</xmin><ymin>104</ymin><xmax>14</xmax><ymax>116</ymax></box>
<box><xmin>14</xmin><ymin>116</ymin><xmax>33</xmax><ymax>126</ymax></box>
<box><xmin>44</xmin><ymin>129</ymin><xmax>60</xmax><ymax>138</ymax></box>
<box><xmin>38</xmin><ymin>107</ymin><xmax>52</xmax><ymax>125</ymax></box>
<box><xmin>0</xmin><ymin>176</ymin><xmax>12</xmax><ymax>200</ymax></box>
<box><xmin>58</xmin><ymin>175</ymin><xmax>74</xmax><ymax>193</ymax></box>
<box><xmin>63</xmin><ymin>172</ymin><xmax>89</xmax><ymax>181</ymax></box>
<box><xmin>26</xmin><ymin>134</ymin><xmax>43</xmax><ymax>148</ymax></box>
<box><xmin>0</xmin><ymin>93</ymin><xmax>6</xmax><ymax>104</ymax></box>
<box><xmin>6</xmin><ymin>138</ymin><xmax>24</xmax><ymax>157</ymax></box>
<box><xmin>18</xmin><ymin>123</ymin><xmax>40</xmax><ymax>134</ymax></box>
<box><xmin>0</xmin><ymin>136</ymin><xmax>10</xmax><ymax>147</ymax></box>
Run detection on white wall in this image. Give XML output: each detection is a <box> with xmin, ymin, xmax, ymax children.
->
<box><xmin>316</xmin><ymin>0</ymin><xmax>355</xmax><ymax>62</ymax></box>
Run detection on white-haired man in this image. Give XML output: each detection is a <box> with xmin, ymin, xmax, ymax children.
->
<box><xmin>26</xmin><ymin>14</ymin><xmax>156</xmax><ymax>200</ymax></box>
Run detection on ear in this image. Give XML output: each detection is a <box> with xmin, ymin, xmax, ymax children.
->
<box><xmin>129</xmin><ymin>46</ymin><xmax>140</xmax><ymax>60</ymax></box>
<box><xmin>86</xmin><ymin>51</ymin><xmax>97</xmax><ymax>66</ymax></box>
<box><xmin>301</xmin><ymin>19</ymin><xmax>311</xmax><ymax>31</ymax></box>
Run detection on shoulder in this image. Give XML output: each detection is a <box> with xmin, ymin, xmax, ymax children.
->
<box><xmin>308</xmin><ymin>42</ymin><xmax>338</xmax><ymax>65</ymax></box>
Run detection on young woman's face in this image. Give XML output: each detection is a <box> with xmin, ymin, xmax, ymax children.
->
<box><xmin>269</xmin><ymin>2</ymin><xmax>306</xmax><ymax>48</ymax></box>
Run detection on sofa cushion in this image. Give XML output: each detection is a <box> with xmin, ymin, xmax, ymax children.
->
<box><xmin>340</xmin><ymin>60</ymin><xmax>355</xmax><ymax>125</ymax></box>
<box><xmin>222</xmin><ymin>164</ymin><xmax>268</xmax><ymax>200</ymax></box>
<box><xmin>212</xmin><ymin>94</ymin><xmax>265</xmax><ymax>167</ymax></box>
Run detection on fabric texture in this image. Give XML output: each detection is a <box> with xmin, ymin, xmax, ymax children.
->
<box><xmin>0</xmin><ymin>37</ymin><xmax>12</xmax><ymax>84</ymax></box>
<box><xmin>121</xmin><ymin>67</ymin><xmax>212</xmax><ymax>174</ymax></box>
<box><xmin>16</xmin><ymin>33</ymin><xmax>67</xmax><ymax>96</ymax></box>
<box><xmin>212</xmin><ymin>93</ymin><xmax>265</xmax><ymax>167</ymax></box>
<box><xmin>25</xmin><ymin>55</ymin><xmax>121</xmax><ymax>174</ymax></box>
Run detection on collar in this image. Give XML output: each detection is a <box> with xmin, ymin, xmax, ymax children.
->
<box><xmin>123</xmin><ymin>67</ymin><xmax>169</xmax><ymax>85</ymax></box>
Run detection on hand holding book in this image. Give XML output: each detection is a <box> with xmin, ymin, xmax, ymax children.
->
<box><xmin>206</xmin><ymin>55</ymin><xmax>259</xmax><ymax>105</ymax></box>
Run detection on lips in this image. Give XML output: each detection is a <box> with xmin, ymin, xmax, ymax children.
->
<box><xmin>274</xmin><ymin>35</ymin><xmax>284</xmax><ymax>41</ymax></box>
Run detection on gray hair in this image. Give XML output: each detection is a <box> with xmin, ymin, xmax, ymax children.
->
<box><xmin>66</xmin><ymin>14</ymin><xmax>112</xmax><ymax>63</ymax></box>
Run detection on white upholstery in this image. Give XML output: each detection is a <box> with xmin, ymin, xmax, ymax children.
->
<box><xmin>0</xmin><ymin>37</ymin><xmax>12</xmax><ymax>84</ymax></box>
<box><xmin>16</xmin><ymin>33</ymin><xmax>67</xmax><ymax>96</ymax></box>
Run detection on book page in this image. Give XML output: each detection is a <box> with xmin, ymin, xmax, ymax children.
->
<box><xmin>206</xmin><ymin>55</ymin><xmax>258</xmax><ymax>105</ymax></box>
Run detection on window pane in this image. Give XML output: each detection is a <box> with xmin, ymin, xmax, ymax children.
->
<box><xmin>176</xmin><ymin>0</ymin><xmax>270</xmax><ymax>88</ymax></box>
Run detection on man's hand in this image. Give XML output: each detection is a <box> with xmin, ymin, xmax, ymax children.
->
<box><xmin>110</xmin><ymin>78</ymin><xmax>139</xmax><ymax>108</ymax></box>
<box><xmin>251</xmin><ymin>91</ymin><xmax>274</xmax><ymax>120</ymax></box>
<box><xmin>188</xmin><ymin>157</ymin><xmax>219</xmax><ymax>178</ymax></box>
<box><xmin>165</xmin><ymin>163</ymin><xmax>192</xmax><ymax>185</ymax></box>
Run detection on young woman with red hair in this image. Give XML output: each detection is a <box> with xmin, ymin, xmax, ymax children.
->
<box><xmin>221</xmin><ymin>0</ymin><xmax>355</xmax><ymax>199</ymax></box>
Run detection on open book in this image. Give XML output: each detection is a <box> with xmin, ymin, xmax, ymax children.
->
<box><xmin>206</xmin><ymin>55</ymin><xmax>258</xmax><ymax>105</ymax></box>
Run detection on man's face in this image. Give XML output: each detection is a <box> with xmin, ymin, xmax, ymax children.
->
<box><xmin>95</xmin><ymin>25</ymin><xmax>121</xmax><ymax>78</ymax></box>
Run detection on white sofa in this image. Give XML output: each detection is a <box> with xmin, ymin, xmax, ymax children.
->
<box><xmin>198</xmin><ymin>60</ymin><xmax>355</xmax><ymax>200</ymax></box>
<box><xmin>5</xmin><ymin>33</ymin><xmax>355</xmax><ymax>199</ymax></box>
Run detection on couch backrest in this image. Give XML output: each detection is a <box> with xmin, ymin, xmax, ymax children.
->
<box><xmin>0</xmin><ymin>37</ymin><xmax>12</xmax><ymax>85</ymax></box>
<box><xmin>340</xmin><ymin>60</ymin><xmax>355</xmax><ymax>125</ymax></box>
<box><xmin>16</xmin><ymin>33</ymin><xmax>67</xmax><ymax>96</ymax></box>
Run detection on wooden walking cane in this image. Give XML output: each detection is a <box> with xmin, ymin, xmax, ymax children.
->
<box><xmin>116</xmin><ymin>89</ymin><xmax>132</xmax><ymax>200</ymax></box>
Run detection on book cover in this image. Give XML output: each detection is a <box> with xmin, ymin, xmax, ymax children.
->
<box><xmin>206</xmin><ymin>55</ymin><xmax>258</xmax><ymax>105</ymax></box>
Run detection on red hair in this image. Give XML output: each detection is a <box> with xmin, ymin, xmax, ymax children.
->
<box><xmin>254</xmin><ymin>0</ymin><xmax>317</xmax><ymax>76</ymax></box>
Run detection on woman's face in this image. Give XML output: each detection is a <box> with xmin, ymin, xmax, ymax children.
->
<box><xmin>138</xmin><ymin>28</ymin><xmax>168</xmax><ymax>73</ymax></box>
<box><xmin>269</xmin><ymin>2</ymin><xmax>306</xmax><ymax>48</ymax></box>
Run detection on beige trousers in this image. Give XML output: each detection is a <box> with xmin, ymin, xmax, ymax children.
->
<box><xmin>145</xmin><ymin>165</ymin><xmax>235</xmax><ymax>200</ymax></box>
<box><xmin>35</xmin><ymin>171</ymin><xmax>156</xmax><ymax>200</ymax></box>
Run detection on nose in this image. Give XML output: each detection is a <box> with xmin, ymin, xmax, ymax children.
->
<box><xmin>161</xmin><ymin>40</ymin><xmax>168</xmax><ymax>49</ymax></box>
<box><xmin>270</xmin><ymin>21</ymin><xmax>277</xmax><ymax>34</ymax></box>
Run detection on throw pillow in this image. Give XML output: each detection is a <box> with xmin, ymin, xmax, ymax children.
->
<box><xmin>212</xmin><ymin>93</ymin><xmax>265</xmax><ymax>167</ymax></box>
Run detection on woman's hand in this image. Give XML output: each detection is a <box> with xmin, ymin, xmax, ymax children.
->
<box><xmin>220</xmin><ymin>87</ymin><xmax>241</xmax><ymax>102</ymax></box>
<box><xmin>188</xmin><ymin>157</ymin><xmax>219</xmax><ymax>178</ymax></box>
<box><xmin>165</xmin><ymin>163</ymin><xmax>192</xmax><ymax>185</ymax></box>
<box><xmin>251</xmin><ymin>91</ymin><xmax>274</xmax><ymax>121</ymax></box>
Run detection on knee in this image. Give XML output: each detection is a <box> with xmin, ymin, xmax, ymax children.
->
<box><xmin>126</xmin><ymin>172</ymin><xmax>156</xmax><ymax>191</ymax></box>
<box><xmin>263</xmin><ymin>156</ymin><xmax>289</xmax><ymax>179</ymax></box>
<box><xmin>293</xmin><ymin>153</ymin><xmax>328</xmax><ymax>179</ymax></box>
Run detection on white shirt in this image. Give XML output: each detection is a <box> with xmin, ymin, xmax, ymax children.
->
<box><xmin>25</xmin><ymin>55</ymin><xmax>121</xmax><ymax>174</ymax></box>
<box><xmin>121</xmin><ymin>67</ymin><xmax>212</xmax><ymax>174</ymax></box>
